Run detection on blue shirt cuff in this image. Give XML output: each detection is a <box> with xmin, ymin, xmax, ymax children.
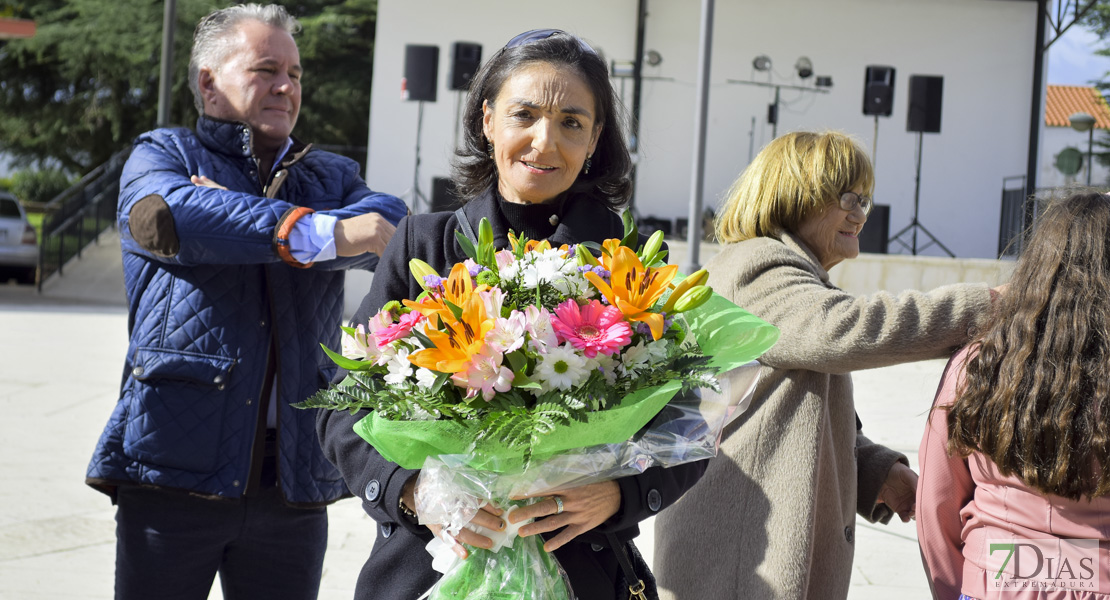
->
<box><xmin>289</xmin><ymin>213</ymin><xmax>338</xmax><ymax>263</ymax></box>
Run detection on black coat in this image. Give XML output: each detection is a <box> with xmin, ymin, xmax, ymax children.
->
<box><xmin>316</xmin><ymin>190</ymin><xmax>707</xmax><ymax>600</ymax></box>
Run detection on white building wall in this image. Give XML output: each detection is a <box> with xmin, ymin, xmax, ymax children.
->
<box><xmin>366</xmin><ymin>0</ymin><xmax>1037</xmax><ymax>259</ymax></box>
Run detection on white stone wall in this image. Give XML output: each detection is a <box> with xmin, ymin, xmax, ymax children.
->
<box><xmin>365</xmin><ymin>0</ymin><xmax>1038</xmax><ymax>259</ymax></box>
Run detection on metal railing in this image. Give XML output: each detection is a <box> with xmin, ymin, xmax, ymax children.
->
<box><xmin>36</xmin><ymin>148</ymin><xmax>131</xmax><ymax>291</ymax></box>
<box><xmin>998</xmin><ymin>175</ymin><xmax>1029</xmax><ymax>258</ymax></box>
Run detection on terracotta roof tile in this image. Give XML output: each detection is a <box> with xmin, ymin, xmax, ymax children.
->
<box><xmin>1045</xmin><ymin>85</ymin><xmax>1110</xmax><ymax>129</ymax></box>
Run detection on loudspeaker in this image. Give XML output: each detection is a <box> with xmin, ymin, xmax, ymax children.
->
<box><xmin>858</xmin><ymin>203</ymin><xmax>890</xmax><ymax>254</ymax></box>
<box><xmin>403</xmin><ymin>45</ymin><xmax>439</xmax><ymax>102</ymax></box>
<box><xmin>448</xmin><ymin>42</ymin><xmax>482</xmax><ymax>91</ymax></box>
<box><xmin>907</xmin><ymin>75</ymin><xmax>943</xmax><ymax>133</ymax></box>
<box><xmin>431</xmin><ymin>177</ymin><xmax>461</xmax><ymax>213</ymax></box>
<box><xmin>862</xmin><ymin>66</ymin><xmax>895</xmax><ymax>117</ymax></box>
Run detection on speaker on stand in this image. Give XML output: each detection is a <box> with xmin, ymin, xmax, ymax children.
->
<box><xmin>448</xmin><ymin>42</ymin><xmax>482</xmax><ymax>151</ymax></box>
<box><xmin>857</xmin><ymin>204</ymin><xmax>889</xmax><ymax>254</ymax></box>
<box><xmin>431</xmin><ymin>177</ymin><xmax>462</xmax><ymax>213</ymax></box>
<box><xmin>402</xmin><ymin>44</ymin><xmax>439</xmax><ymax>213</ymax></box>
<box><xmin>888</xmin><ymin>75</ymin><xmax>954</xmax><ymax>257</ymax></box>
<box><xmin>862</xmin><ymin>66</ymin><xmax>895</xmax><ymax>169</ymax></box>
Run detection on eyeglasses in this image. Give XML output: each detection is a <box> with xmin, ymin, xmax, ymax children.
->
<box><xmin>504</xmin><ymin>29</ymin><xmax>598</xmax><ymax>56</ymax></box>
<box><xmin>839</xmin><ymin>191</ymin><xmax>873</xmax><ymax>217</ymax></box>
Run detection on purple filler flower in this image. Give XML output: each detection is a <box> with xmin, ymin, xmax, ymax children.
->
<box><xmin>423</xmin><ymin>274</ymin><xmax>444</xmax><ymax>290</ymax></box>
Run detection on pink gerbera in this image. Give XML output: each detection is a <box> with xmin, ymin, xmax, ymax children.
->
<box><xmin>372</xmin><ymin>310</ymin><xmax>425</xmax><ymax>348</ymax></box>
<box><xmin>551</xmin><ymin>299</ymin><xmax>631</xmax><ymax>358</ymax></box>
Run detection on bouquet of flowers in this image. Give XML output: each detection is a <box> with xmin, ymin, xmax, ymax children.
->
<box><xmin>302</xmin><ymin>214</ymin><xmax>779</xmax><ymax>599</ymax></box>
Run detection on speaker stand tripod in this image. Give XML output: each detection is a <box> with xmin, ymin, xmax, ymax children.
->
<box><xmin>888</xmin><ymin>131</ymin><xmax>954</xmax><ymax>257</ymax></box>
<box><xmin>403</xmin><ymin>101</ymin><xmax>430</xmax><ymax>213</ymax></box>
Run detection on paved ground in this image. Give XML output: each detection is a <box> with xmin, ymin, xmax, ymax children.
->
<box><xmin>0</xmin><ymin>229</ymin><xmax>942</xmax><ymax>599</ymax></box>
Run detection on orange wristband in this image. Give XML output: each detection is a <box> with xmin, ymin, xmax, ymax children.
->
<box><xmin>274</xmin><ymin>206</ymin><xmax>316</xmax><ymax>268</ymax></box>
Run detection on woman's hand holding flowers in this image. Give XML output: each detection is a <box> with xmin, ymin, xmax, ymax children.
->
<box><xmin>510</xmin><ymin>480</ymin><xmax>621</xmax><ymax>552</ymax></box>
<box><xmin>403</xmin><ymin>475</ymin><xmax>507</xmax><ymax>559</ymax></box>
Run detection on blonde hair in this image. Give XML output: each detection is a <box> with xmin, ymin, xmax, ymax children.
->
<box><xmin>714</xmin><ymin>131</ymin><xmax>875</xmax><ymax>244</ymax></box>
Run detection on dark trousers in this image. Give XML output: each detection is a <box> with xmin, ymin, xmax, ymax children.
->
<box><xmin>113</xmin><ymin>459</ymin><xmax>328</xmax><ymax>600</ymax></box>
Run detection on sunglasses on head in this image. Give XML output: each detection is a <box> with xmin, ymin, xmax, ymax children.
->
<box><xmin>504</xmin><ymin>29</ymin><xmax>598</xmax><ymax>56</ymax></box>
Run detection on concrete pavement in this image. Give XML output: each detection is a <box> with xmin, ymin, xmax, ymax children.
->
<box><xmin>0</xmin><ymin>229</ymin><xmax>944</xmax><ymax>599</ymax></box>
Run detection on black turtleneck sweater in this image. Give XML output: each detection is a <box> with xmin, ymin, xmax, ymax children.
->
<box><xmin>497</xmin><ymin>195</ymin><xmax>563</xmax><ymax>241</ymax></box>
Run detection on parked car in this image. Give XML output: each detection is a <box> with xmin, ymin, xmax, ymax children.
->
<box><xmin>0</xmin><ymin>191</ymin><xmax>39</xmax><ymax>284</ymax></box>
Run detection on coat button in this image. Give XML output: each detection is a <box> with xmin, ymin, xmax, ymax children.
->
<box><xmin>246</xmin><ymin>398</ymin><xmax>253</xmax><ymax>405</ymax></box>
<box><xmin>844</xmin><ymin>526</ymin><xmax>854</xmax><ymax>544</ymax></box>
<box><xmin>364</xmin><ymin>479</ymin><xmax>381</xmax><ymax>502</ymax></box>
<box><xmin>213</xmin><ymin>375</ymin><xmax>224</xmax><ymax>384</ymax></box>
<box><xmin>591</xmin><ymin>543</ymin><xmax>604</xmax><ymax>552</ymax></box>
<box><xmin>232</xmin><ymin>480</ymin><xmax>240</xmax><ymax>487</ymax></box>
<box><xmin>259</xmin><ymin>320</ymin><xmax>266</xmax><ymax>328</ymax></box>
<box><xmin>647</xmin><ymin>489</ymin><xmax>662</xmax><ymax>512</ymax></box>
<box><xmin>380</xmin><ymin>522</ymin><xmax>394</xmax><ymax>538</ymax></box>
<box><xmin>132</xmin><ymin>366</ymin><xmax>144</xmax><ymax>377</ymax></box>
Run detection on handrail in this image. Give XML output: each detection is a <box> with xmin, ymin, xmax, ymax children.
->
<box><xmin>36</xmin><ymin>147</ymin><xmax>132</xmax><ymax>292</ymax></box>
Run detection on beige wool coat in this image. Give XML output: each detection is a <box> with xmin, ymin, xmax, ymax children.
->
<box><xmin>654</xmin><ymin>233</ymin><xmax>992</xmax><ymax>600</ymax></box>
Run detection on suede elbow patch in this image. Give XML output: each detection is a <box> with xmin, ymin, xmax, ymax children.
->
<box><xmin>129</xmin><ymin>194</ymin><xmax>180</xmax><ymax>257</ymax></box>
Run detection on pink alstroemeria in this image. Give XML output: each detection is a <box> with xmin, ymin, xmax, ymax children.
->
<box><xmin>551</xmin><ymin>299</ymin><xmax>632</xmax><ymax>358</ymax></box>
<box><xmin>486</xmin><ymin>311</ymin><xmax>526</xmax><ymax>354</ymax></box>
<box><xmin>341</xmin><ymin>324</ymin><xmax>375</xmax><ymax>360</ymax></box>
<box><xmin>372</xmin><ymin>310</ymin><xmax>425</xmax><ymax>348</ymax></box>
<box><xmin>478</xmin><ymin>288</ymin><xmax>504</xmax><ymax>320</ymax></box>
<box><xmin>451</xmin><ymin>346</ymin><xmax>514</xmax><ymax>401</ymax></box>
<box><xmin>523</xmin><ymin>305</ymin><xmax>559</xmax><ymax>353</ymax></box>
<box><xmin>494</xmin><ymin>249</ymin><xmax>515</xmax><ymax>271</ymax></box>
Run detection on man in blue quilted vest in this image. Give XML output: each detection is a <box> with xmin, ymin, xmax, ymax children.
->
<box><xmin>84</xmin><ymin>4</ymin><xmax>407</xmax><ymax>599</ymax></box>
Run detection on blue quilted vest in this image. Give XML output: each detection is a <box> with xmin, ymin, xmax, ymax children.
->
<box><xmin>87</xmin><ymin>117</ymin><xmax>406</xmax><ymax>505</ymax></box>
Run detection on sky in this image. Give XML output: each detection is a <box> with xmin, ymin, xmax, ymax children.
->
<box><xmin>1047</xmin><ymin>24</ymin><xmax>1110</xmax><ymax>87</ymax></box>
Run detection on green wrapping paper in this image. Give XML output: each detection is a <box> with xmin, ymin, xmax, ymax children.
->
<box><xmin>352</xmin><ymin>290</ymin><xmax>779</xmax><ymax>471</ymax></box>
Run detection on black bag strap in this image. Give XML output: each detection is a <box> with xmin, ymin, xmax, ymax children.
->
<box><xmin>606</xmin><ymin>533</ymin><xmax>648</xmax><ymax>600</ymax></box>
<box><xmin>454</xmin><ymin>208</ymin><xmax>478</xmax><ymax>245</ymax></box>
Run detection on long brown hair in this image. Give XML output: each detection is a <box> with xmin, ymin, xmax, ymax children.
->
<box><xmin>947</xmin><ymin>191</ymin><xmax>1110</xmax><ymax>500</ymax></box>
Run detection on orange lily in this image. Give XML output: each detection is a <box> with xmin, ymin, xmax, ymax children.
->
<box><xmin>508</xmin><ymin>232</ymin><xmax>572</xmax><ymax>255</ymax></box>
<box><xmin>404</xmin><ymin>263</ymin><xmax>485</xmax><ymax>323</ymax></box>
<box><xmin>408</xmin><ymin>293</ymin><xmax>494</xmax><ymax>374</ymax></box>
<box><xmin>596</xmin><ymin>239</ymin><xmax>624</xmax><ymax>272</ymax></box>
<box><xmin>584</xmin><ymin>245</ymin><xmax>678</xmax><ymax>340</ymax></box>
<box><xmin>510</xmin><ymin>234</ymin><xmax>552</xmax><ymax>254</ymax></box>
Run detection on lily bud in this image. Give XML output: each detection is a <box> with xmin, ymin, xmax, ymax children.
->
<box><xmin>663</xmin><ymin>268</ymin><xmax>709</xmax><ymax>313</ymax></box>
<box><xmin>640</xmin><ymin>230</ymin><xmax>664</xmax><ymax>266</ymax></box>
<box><xmin>409</xmin><ymin>259</ymin><xmax>439</xmax><ymax>291</ymax></box>
<box><xmin>672</xmin><ymin>285</ymin><xmax>713</xmax><ymax>313</ymax></box>
<box><xmin>576</xmin><ymin>244</ymin><xmax>600</xmax><ymax>267</ymax></box>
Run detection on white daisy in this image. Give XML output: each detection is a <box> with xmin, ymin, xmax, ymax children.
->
<box><xmin>535</xmin><ymin>343</ymin><xmax>589</xmax><ymax>392</ymax></box>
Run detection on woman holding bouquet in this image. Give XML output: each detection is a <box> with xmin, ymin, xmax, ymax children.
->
<box><xmin>318</xmin><ymin>30</ymin><xmax>706</xmax><ymax>600</ymax></box>
<box><xmin>654</xmin><ymin>131</ymin><xmax>1002</xmax><ymax>599</ymax></box>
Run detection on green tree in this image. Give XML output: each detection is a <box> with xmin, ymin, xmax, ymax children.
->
<box><xmin>0</xmin><ymin>0</ymin><xmax>376</xmax><ymax>175</ymax></box>
<box><xmin>10</xmin><ymin>168</ymin><xmax>70</xmax><ymax>204</ymax></box>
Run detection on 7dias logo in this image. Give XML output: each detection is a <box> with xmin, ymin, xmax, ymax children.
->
<box><xmin>988</xmin><ymin>539</ymin><xmax>1099</xmax><ymax>592</ymax></box>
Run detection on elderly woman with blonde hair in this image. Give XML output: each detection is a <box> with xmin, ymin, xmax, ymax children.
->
<box><xmin>654</xmin><ymin>130</ymin><xmax>1002</xmax><ymax>600</ymax></box>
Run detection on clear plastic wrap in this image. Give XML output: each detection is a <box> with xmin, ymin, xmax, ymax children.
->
<box><xmin>414</xmin><ymin>360</ymin><xmax>763</xmax><ymax>600</ymax></box>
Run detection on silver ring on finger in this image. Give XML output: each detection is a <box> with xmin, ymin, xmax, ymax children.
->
<box><xmin>553</xmin><ymin>496</ymin><xmax>564</xmax><ymax>515</ymax></box>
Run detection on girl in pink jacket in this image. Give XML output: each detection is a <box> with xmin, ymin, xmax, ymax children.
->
<box><xmin>918</xmin><ymin>190</ymin><xmax>1110</xmax><ymax>600</ymax></box>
